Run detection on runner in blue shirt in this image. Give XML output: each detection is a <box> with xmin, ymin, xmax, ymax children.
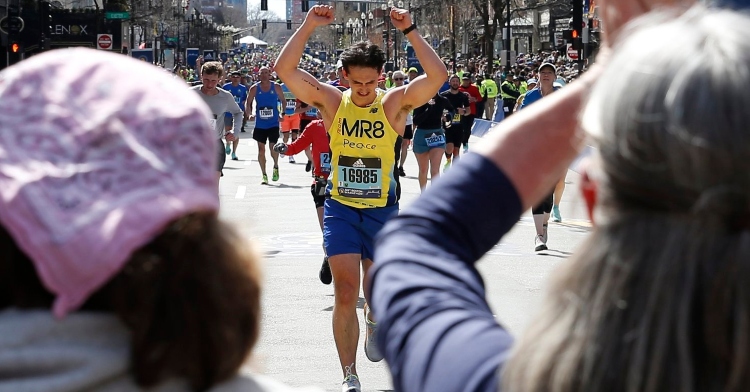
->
<box><xmin>222</xmin><ymin>70</ymin><xmax>249</xmax><ymax>161</ymax></box>
<box><xmin>246</xmin><ymin>67</ymin><xmax>285</xmax><ymax>184</ymax></box>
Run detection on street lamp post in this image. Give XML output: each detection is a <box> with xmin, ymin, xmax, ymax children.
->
<box><xmin>395</xmin><ymin>1</ymin><xmax>404</xmax><ymax>69</ymax></box>
<box><xmin>505</xmin><ymin>0</ymin><xmax>511</xmax><ymax>66</ymax></box>
<box><xmin>381</xmin><ymin>2</ymin><xmax>390</xmax><ymax>69</ymax></box>
<box><xmin>335</xmin><ymin>23</ymin><xmax>344</xmax><ymax>51</ymax></box>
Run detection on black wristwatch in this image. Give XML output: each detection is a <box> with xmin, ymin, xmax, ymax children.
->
<box><xmin>402</xmin><ymin>24</ymin><xmax>417</xmax><ymax>36</ymax></box>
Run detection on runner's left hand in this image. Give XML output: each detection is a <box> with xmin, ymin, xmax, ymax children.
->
<box><xmin>390</xmin><ymin>8</ymin><xmax>413</xmax><ymax>31</ymax></box>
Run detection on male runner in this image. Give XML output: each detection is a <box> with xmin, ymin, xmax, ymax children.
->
<box><xmin>275</xmin><ymin>5</ymin><xmax>444</xmax><ymax>392</ymax></box>
<box><xmin>459</xmin><ymin>73</ymin><xmax>482</xmax><ymax>153</ymax></box>
<box><xmin>222</xmin><ymin>70</ymin><xmax>249</xmax><ymax>160</ymax></box>
<box><xmin>297</xmin><ymin>100</ymin><xmax>319</xmax><ymax>172</ymax></box>
<box><xmin>191</xmin><ymin>61</ymin><xmax>240</xmax><ymax>181</ymax></box>
<box><xmin>245</xmin><ymin>67</ymin><xmax>285</xmax><ymax>184</ymax></box>
<box><xmin>440</xmin><ymin>74</ymin><xmax>470</xmax><ymax>170</ymax></box>
<box><xmin>273</xmin><ymin>114</ymin><xmax>333</xmax><ymax>285</ymax></box>
<box><xmin>280</xmin><ymin>82</ymin><xmax>301</xmax><ymax>163</ymax></box>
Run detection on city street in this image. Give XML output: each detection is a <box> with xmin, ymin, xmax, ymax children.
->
<box><xmin>219</xmin><ymin>129</ymin><xmax>593</xmax><ymax>391</ymax></box>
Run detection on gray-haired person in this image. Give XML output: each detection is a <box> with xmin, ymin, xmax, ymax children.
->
<box><xmin>371</xmin><ymin>2</ymin><xmax>750</xmax><ymax>391</ymax></box>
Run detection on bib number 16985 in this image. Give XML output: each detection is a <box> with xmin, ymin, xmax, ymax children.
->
<box><xmin>344</xmin><ymin>168</ymin><xmax>378</xmax><ymax>184</ymax></box>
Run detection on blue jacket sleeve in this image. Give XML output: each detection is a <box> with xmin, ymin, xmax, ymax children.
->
<box><xmin>371</xmin><ymin>153</ymin><xmax>523</xmax><ymax>392</ymax></box>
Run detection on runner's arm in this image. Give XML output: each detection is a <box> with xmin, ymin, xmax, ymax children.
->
<box><xmin>441</xmin><ymin>96</ymin><xmax>455</xmax><ymax>121</ymax></box>
<box><xmin>275</xmin><ymin>9</ymin><xmax>341</xmax><ymax>122</ymax></box>
<box><xmin>245</xmin><ymin>85</ymin><xmax>257</xmax><ymax>114</ymax></box>
<box><xmin>284</xmin><ymin>124</ymin><xmax>314</xmax><ymax>156</ymax></box>
<box><xmin>390</xmin><ymin>11</ymin><xmax>446</xmax><ymax>111</ymax></box>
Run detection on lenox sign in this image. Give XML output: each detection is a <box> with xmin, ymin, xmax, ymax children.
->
<box><xmin>51</xmin><ymin>24</ymin><xmax>89</xmax><ymax>35</ymax></box>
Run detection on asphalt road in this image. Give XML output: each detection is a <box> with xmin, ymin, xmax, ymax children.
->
<box><xmin>218</xmin><ymin>129</ymin><xmax>592</xmax><ymax>391</ymax></box>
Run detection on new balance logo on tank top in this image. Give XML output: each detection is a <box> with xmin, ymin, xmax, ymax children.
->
<box><xmin>327</xmin><ymin>90</ymin><xmax>401</xmax><ymax>208</ymax></box>
<box><xmin>254</xmin><ymin>82</ymin><xmax>280</xmax><ymax>128</ymax></box>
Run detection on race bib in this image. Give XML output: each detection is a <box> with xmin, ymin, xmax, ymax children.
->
<box><xmin>234</xmin><ymin>96</ymin><xmax>242</xmax><ymax>105</ymax></box>
<box><xmin>452</xmin><ymin>113</ymin><xmax>461</xmax><ymax>123</ymax></box>
<box><xmin>337</xmin><ymin>156</ymin><xmax>382</xmax><ymax>199</ymax></box>
<box><xmin>259</xmin><ymin>107</ymin><xmax>274</xmax><ymax>119</ymax></box>
<box><xmin>320</xmin><ymin>152</ymin><xmax>331</xmax><ymax>174</ymax></box>
<box><xmin>286</xmin><ymin>99</ymin><xmax>296</xmax><ymax>110</ymax></box>
<box><xmin>209</xmin><ymin>118</ymin><xmax>217</xmax><ymax>130</ymax></box>
<box><xmin>425</xmin><ymin>132</ymin><xmax>446</xmax><ymax>147</ymax></box>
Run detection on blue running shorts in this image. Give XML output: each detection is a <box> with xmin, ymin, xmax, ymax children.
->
<box><xmin>323</xmin><ymin>198</ymin><xmax>399</xmax><ymax>261</ymax></box>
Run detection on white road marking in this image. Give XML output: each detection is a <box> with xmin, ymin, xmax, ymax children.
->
<box><xmin>235</xmin><ymin>185</ymin><xmax>246</xmax><ymax>199</ymax></box>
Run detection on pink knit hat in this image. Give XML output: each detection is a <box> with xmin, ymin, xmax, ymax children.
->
<box><xmin>0</xmin><ymin>49</ymin><xmax>220</xmax><ymax>318</ymax></box>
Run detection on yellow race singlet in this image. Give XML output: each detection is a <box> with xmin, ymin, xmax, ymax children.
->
<box><xmin>328</xmin><ymin>89</ymin><xmax>401</xmax><ymax>208</ymax></box>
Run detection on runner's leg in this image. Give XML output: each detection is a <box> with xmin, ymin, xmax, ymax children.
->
<box><xmin>257</xmin><ymin>141</ymin><xmax>267</xmax><ymax>175</ymax></box>
<box><xmin>329</xmin><ymin>253</ymin><xmax>362</xmax><ymax>378</ymax></box>
<box><xmin>428</xmin><ymin>147</ymin><xmax>444</xmax><ymax>186</ymax></box>
<box><xmin>415</xmin><ymin>152</ymin><xmax>429</xmax><ymax>190</ymax></box>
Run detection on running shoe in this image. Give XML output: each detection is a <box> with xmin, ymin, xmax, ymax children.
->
<box><xmin>305</xmin><ymin>160</ymin><xmax>313</xmax><ymax>172</ymax></box>
<box><xmin>443</xmin><ymin>159</ymin><xmax>451</xmax><ymax>172</ymax></box>
<box><xmin>341</xmin><ymin>365</ymin><xmax>361</xmax><ymax>392</ymax></box>
<box><xmin>535</xmin><ymin>235</ymin><xmax>547</xmax><ymax>252</ymax></box>
<box><xmin>272</xmin><ymin>167</ymin><xmax>279</xmax><ymax>181</ymax></box>
<box><xmin>542</xmin><ymin>223</ymin><xmax>548</xmax><ymax>244</ymax></box>
<box><xmin>552</xmin><ymin>205</ymin><xmax>562</xmax><ymax>222</ymax></box>
<box><xmin>463</xmin><ymin>144</ymin><xmax>469</xmax><ymax>153</ymax></box>
<box><xmin>231</xmin><ymin>153</ymin><xmax>238</xmax><ymax>161</ymax></box>
<box><xmin>364</xmin><ymin>306</ymin><xmax>383</xmax><ymax>362</ymax></box>
<box><xmin>398</xmin><ymin>166</ymin><xmax>406</xmax><ymax>177</ymax></box>
<box><xmin>261</xmin><ymin>174</ymin><xmax>268</xmax><ymax>185</ymax></box>
<box><xmin>289</xmin><ymin>155</ymin><xmax>296</xmax><ymax>164</ymax></box>
<box><xmin>319</xmin><ymin>256</ymin><xmax>332</xmax><ymax>285</ymax></box>
<box><xmin>224</xmin><ymin>144</ymin><xmax>231</xmax><ymax>155</ymax></box>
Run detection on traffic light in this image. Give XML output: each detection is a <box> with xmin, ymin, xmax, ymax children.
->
<box><xmin>571</xmin><ymin>0</ymin><xmax>583</xmax><ymax>51</ymax></box>
<box><xmin>301</xmin><ymin>0</ymin><xmax>309</xmax><ymax>12</ymax></box>
<box><xmin>260</xmin><ymin>0</ymin><xmax>267</xmax><ymax>11</ymax></box>
<box><xmin>287</xmin><ymin>19</ymin><xmax>292</xmax><ymax>30</ymax></box>
<box><xmin>261</xmin><ymin>19</ymin><xmax>267</xmax><ymax>32</ymax></box>
<box><xmin>8</xmin><ymin>41</ymin><xmax>22</xmax><ymax>66</ymax></box>
<box><xmin>572</xmin><ymin>0</ymin><xmax>583</xmax><ymax>39</ymax></box>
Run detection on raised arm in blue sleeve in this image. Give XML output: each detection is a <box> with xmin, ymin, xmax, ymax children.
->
<box><xmin>371</xmin><ymin>153</ymin><xmax>523</xmax><ymax>392</ymax></box>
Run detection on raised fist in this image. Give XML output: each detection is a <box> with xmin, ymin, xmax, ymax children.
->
<box><xmin>305</xmin><ymin>5</ymin><xmax>335</xmax><ymax>28</ymax></box>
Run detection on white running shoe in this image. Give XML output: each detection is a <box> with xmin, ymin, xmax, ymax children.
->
<box><xmin>341</xmin><ymin>365</ymin><xmax>361</xmax><ymax>392</ymax></box>
<box><xmin>289</xmin><ymin>155</ymin><xmax>296</xmax><ymax>164</ymax></box>
<box><xmin>364</xmin><ymin>306</ymin><xmax>383</xmax><ymax>362</ymax></box>
<box><xmin>535</xmin><ymin>235</ymin><xmax>547</xmax><ymax>252</ymax></box>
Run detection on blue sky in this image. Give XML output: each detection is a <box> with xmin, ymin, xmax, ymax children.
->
<box><xmin>248</xmin><ymin>0</ymin><xmax>285</xmax><ymax>19</ymax></box>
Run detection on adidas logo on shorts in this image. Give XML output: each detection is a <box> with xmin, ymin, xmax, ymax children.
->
<box><xmin>352</xmin><ymin>159</ymin><xmax>366</xmax><ymax>168</ymax></box>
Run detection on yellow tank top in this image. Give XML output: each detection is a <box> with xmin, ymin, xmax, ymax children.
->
<box><xmin>328</xmin><ymin>90</ymin><xmax>401</xmax><ymax>208</ymax></box>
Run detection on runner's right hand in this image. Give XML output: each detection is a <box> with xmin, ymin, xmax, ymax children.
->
<box><xmin>273</xmin><ymin>142</ymin><xmax>288</xmax><ymax>154</ymax></box>
<box><xmin>305</xmin><ymin>5</ymin><xmax>335</xmax><ymax>28</ymax></box>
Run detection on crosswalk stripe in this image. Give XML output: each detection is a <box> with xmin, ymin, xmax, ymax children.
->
<box><xmin>235</xmin><ymin>186</ymin><xmax>246</xmax><ymax>199</ymax></box>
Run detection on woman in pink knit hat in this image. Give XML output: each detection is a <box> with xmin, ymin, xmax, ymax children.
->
<box><xmin>0</xmin><ymin>48</ymin><xmax>319</xmax><ymax>392</ymax></box>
